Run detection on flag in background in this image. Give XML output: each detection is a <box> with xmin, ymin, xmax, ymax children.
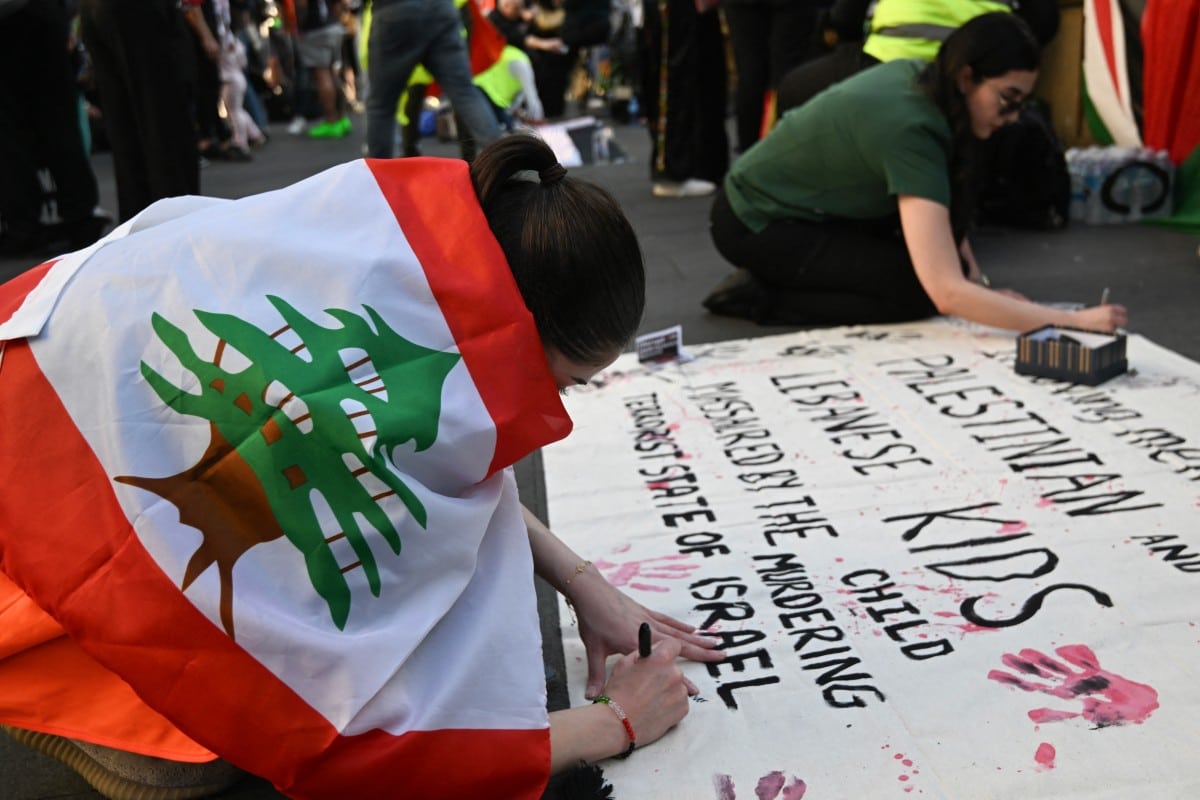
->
<box><xmin>1141</xmin><ymin>0</ymin><xmax>1200</xmax><ymax>165</ymax></box>
<box><xmin>1082</xmin><ymin>0</ymin><xmax>1143</xmax><ymax>147</ymax></box>
<box><xmin>0</xmin><ymin>158</ymin><xmax>568</xmax><ymax>798</ymax></box>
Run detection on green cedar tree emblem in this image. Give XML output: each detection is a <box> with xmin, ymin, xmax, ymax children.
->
<box><xmin>116</xmin><ymin>295</ymin><xmax>460</xmax><ymax>638</ymax></box>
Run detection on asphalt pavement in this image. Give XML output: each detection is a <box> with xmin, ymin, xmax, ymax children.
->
<box><xmin>2</xmin><ymin>103</ymin><xmax>1198</xmax><ymax>800</ymax></box>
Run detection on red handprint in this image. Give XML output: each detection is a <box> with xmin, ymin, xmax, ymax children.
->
<box><xmin>594</xmin><ymin>553</ymin><xmax>700</xmax><ymax>593</ymax></box>
<box><xmin>713</xmin><ymin>771</ymin><xmax>807</xmax><ymax>800</ymax></box>
<box><xmin>988</xmin><ymin>644</ymin><xmax>1159</xmax><ymax>727</ymax></box>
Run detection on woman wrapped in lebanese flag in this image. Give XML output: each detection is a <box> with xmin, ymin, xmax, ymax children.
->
<box><xmin>0</xmin><ymin>135</ymin><xmax>722</xmax><ymax>800</ymax></box>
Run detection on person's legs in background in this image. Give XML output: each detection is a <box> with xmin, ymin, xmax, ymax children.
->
<box><xmin>765</xmin><ymin>0</ymin><xmax>822</xmax><ymax>113</ymax></box>
<box><xmin>642</xmin><ymin>0</ymin><xmax>728</xmax><ymax>198</ymax></box>
<box><xmin>339</xmin><ymin>8</ymin><xmax>364</xmax><ymax>112</ymax></box>
<box><xmin>724</xmin><ymin>0</ymin><xmax>821</xmax><ymax>152</ymax></box>
<box><xmin>421</xmin><ymin>3</ymin><xmax>500</xmax><ymax>157</ymax></box>
<box><xmin>399</xmin><ymin>83</ymin><xmax>429</xmax><ymax>157</ymax></box>
<box><xmin>0</xmin><ymin>1</ymin><xmax>105</xmax><ymax>254</ymax></box>
<box><xmin>303</xmin><ymin>23</ymin><xmax>351</xmax><ymax>138</ymax></box>
<box><xmin>366</xmin><ymin>0</ymin><xmax>434</xmax><ymax>158</ymax></box>
<box><xmin>79</xmin><ymin>0</ymin><xmax>198</xmax><ymax>222</ymax></box>
<box><xmin>0</xmin><ymin>5</ymin><xmax>55</xmax><ymax>254</ymax></box>
<box><xmin>722</xmin><ymin>1</ymin><xmax>769</xmax><ymax>154</ymax></box>
<box><xmin>190</xmin><ymin>2</ymin><xmax>228</xmax><ymax>160</ymax></box>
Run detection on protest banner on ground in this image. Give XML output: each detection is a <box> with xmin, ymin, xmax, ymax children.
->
<box><xmin>546</xmin><ymin>319</ymin><xmax>1200</xmax><ymax>799</ymax></box>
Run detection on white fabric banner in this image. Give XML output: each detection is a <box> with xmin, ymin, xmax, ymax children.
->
<box><xmin>545</xmin><ymin>319</ymin><xmax>1200</xmax><ymax>799</ymax></box>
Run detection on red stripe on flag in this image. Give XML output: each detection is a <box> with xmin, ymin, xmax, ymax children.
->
<box><xmin>1142</xmin><ymin>0</ymin><xmax>1200</xmax><ymax>163</ymax></box>
<box><xmin>0</xmin><ymin>341</ymin><xmax>550</xmax><ymax>799</ymax></box>
<box><xmin>1093</xmin><ymin>0</ymin><xmax>1123</xmax><ymax>103</ymax></box>
<box><xmin>0</xmin><ymin>261</ymin><xmax>53</xmax><ymax>326</ymax></box>
<box><xmin>365</xmin><ymin>158</ymin><xmax>571</xmax><ymax>476</ymax></box>
<box><xmin>468</xmin><ymin>0</ymin><xmax>506</xmax><ymax>75</ymax></box>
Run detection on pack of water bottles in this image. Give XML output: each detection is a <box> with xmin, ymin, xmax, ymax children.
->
<box><xmin>1066</xmin><ymin>146</ymin><xmax>1175</xmax><ymax>224</ymax></box>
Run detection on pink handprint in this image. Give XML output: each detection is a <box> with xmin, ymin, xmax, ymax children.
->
<box><xmin>594</xmin><ymin>553</ymin><xmax>700</xmax><ymax>593</ymax></box>
<box><xmin>713</xmin><ymin>771</ymin><xmax>807</xmax><ymax>800</ymax></box>
<box><xmin>988</xmin><ymin>644</ymin><xmax>1159</xmax><ymax>727</ymax></box>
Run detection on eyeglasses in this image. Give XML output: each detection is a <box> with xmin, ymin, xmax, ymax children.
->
<box><xmin>994</xmin><ymin>86</ymin><xmax>1029</xmax><ymax>117</ymax></box>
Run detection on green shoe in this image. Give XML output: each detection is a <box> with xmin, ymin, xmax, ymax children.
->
<box><xmin>308</xmin><ymin>117</ymin><xmax>351</xmax><ymax>139</ymax></box>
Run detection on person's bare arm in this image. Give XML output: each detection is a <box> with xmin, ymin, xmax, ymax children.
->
<box><xmin>182</xmin><ymin>5</ymin><xmax>220</xmax><ymax>61</ymax></box>
<box><xmin>899</xmin><ymin>195</ymin><xmax>1127</xmax><ymax>332</ymax></box>
<box><xmin>523</xmin><ymin>504</ymin><xmax>722</xmax><ymax>698</ymax></box>
<box><xmin>525</xmin><ymin>35</ymin><xmax>567</xmax><ymax>52</ymax></box>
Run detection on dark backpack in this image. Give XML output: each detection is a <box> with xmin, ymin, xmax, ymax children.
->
<box><xmin>976</xmin><ymin>102</ymin><xmax>1071</xmax><ymax>230</ymax></box>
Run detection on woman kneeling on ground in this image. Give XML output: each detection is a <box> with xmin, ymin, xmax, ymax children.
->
<box><xmin>704</xmin><ymin>13</ymin><xmax>1127</xmax><ymax>334</ymax></box>
<box><xmin>0</xmin><ymin>134</ymin><xmax>720</xmax><ymax>799</ymax></box>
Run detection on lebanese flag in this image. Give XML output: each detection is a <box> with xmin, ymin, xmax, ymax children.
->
<box><xmin>1141</xmin><ymin>0</ymin><xmax>1200</xmax><ymax>165</ymax></box>
<box><xmin>0</xmin><ymin>158</ymin><xmax>569</xmax><ymax>798</ymax></box>
<box><xmin>1083</xmin><ymin>0</ymin><xmax>1143</xmax><ymax>146</ymax></box>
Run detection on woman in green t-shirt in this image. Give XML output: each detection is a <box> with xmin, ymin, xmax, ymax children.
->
<box><xmin>704</xmin><ymin>13</ymin><xmax>1127</xmax><ymax>334</ymax></box>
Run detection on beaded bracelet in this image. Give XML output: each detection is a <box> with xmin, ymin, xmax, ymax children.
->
<box><xmin>593</xmin><ymin>695</ymin><xmax>636</xmax><ymax>759</ymax></box>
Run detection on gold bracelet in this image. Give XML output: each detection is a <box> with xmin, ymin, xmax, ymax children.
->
<box><xmin>562</xmin><ymin>560</ymin><xmax>591</xmax><ymax>626</ymax></box>
<box><xmin>564</xmin><ymin>559</ymin><xmax>591</xmax><ymax>588</ymax></box>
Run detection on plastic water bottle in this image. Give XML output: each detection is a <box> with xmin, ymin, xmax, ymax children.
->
<box><xmin>627</xmin><ymin>95</ymin><xmax>639</xmax><ymax>123</ymax></box>
<box><xmin>1066</xmin><ymin>148</ymin><xmax>1086</xmax><ymax>223</ymax></box>
<box><xmin>1145</xmin><ymin>149</ymin><xmax>1175</xmax><ymax>219</ymax></box>
<box><xmin>1083</xmin><ymin>149</ymin><xmax>1105</xmax><ymax>225</ymax></box>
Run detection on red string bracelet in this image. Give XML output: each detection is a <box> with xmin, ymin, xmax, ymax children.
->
<box><xmin>592</xmin><ymin>695</ymin><xmax>636</xmax><ymax>759</ymax></box>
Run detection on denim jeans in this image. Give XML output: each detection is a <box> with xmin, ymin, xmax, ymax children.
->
<box><xmin>366</xmin><ymin>0</ymin><xmax>500</xmax><ymax>158</ymax></box>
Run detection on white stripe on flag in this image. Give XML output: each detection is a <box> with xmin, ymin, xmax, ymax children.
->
<box><xmin>0</xmin><ymin>196</ymin><xmax>224</xmax><ymax>341</ymax></box>
<box><xmin>1083</xmin><ymin>0</ymin><xmax>1142</xmax><ymax>146</ymax></box>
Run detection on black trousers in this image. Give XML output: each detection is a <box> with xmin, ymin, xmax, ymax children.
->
<box><xmin>723</xmin><ymin>0</ymin><xmax>821</xmax><ymax>152</ymax></box>
<box><xmin>528</xmin><ymin>47</ymin><xmax>573</xmax><ymax>120</ymax></box>
<box><xmin>80</xmin><ymin>0</ymin><xmax>199</xmax><ymax>221</ymax></box>
<box><xmin>191</xmin><ymin>0</ymin><xmax>223</xmax><ymax>145</ymax></box>
<box><xmin>0</xmin><ymin>1</ymin><xmax>99</xmax><ymax>235</ymax></box>
<box><xmin>640</xmin><ymin>0</ymin><xmax>728</xmax><ymax>183</ymax></box>
<box><xmin>708</xmin><ymin>188</ymin><xmax>936</xmax><ymax>324</ymax></box>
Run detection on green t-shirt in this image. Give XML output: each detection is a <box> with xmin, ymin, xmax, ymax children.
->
<box><xmin>725</xmin><ymin>59</ymin><xmax>953</xmax><ymax>233</ymax></box>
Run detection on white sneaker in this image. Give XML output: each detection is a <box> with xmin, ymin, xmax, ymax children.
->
<box><xmin>652</xmin><ymin>178</ymin><xmax>717</xmax><ymax>198</ymax></box>
<box><xmin>287</xmin><ymin>116</ymin><xmax>306</xmax><ymax>135</ymax></box>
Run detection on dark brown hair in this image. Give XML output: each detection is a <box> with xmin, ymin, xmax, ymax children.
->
<box><xmin>920</xmin><ymin>13</ymin><xmax>1041</xmax><ymax>240</ymax></box>
<box><xmin>471</xmin><ymin>134</ymin><xmax>645</xmax><ymax>363</ymax></box>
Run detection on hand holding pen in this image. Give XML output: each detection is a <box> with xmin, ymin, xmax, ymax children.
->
<box><xmin>1075</xmin><ymin>285</ymin><xmax>1127</xmax><ymax>332</ymax></box>
<box><xmin>637</xmin><ymin>620</ymin><xmax>700</xmax><ymax>699</ymax></box>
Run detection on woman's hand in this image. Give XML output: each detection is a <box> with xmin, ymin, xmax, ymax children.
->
<box><xmin>602</xmin><ymin>638</ymin><xmax>691</xmax><ymax>747</ymax></box>
<box><xmin>548</xmin><ymin>639</ymin><xmax>691</xmax><ymax>770</ymax></box>
<box><xmin>526</xmin><ymin>35</ymin><xmax>568</xmax><ymax>53</ymax></box>
<box><xmin>568</xmin><ymin>565</ymin><xmax>722</xmax><ymax>699</ymax></box>
<box><xmin>522</xmin><ymin>505</ymin><xmax>724</xmax><ymax>699</ymax></box>
<box><xmin>1069</xmin><ymin>303</ymin><xmax>1129</xmax><ymax>333</ymax></box>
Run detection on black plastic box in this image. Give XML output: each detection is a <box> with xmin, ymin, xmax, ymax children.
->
<box><xmin>1015</xmin><ymin>325</ymin><xmax>1128</xmax><ymax>385</ymax></box>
